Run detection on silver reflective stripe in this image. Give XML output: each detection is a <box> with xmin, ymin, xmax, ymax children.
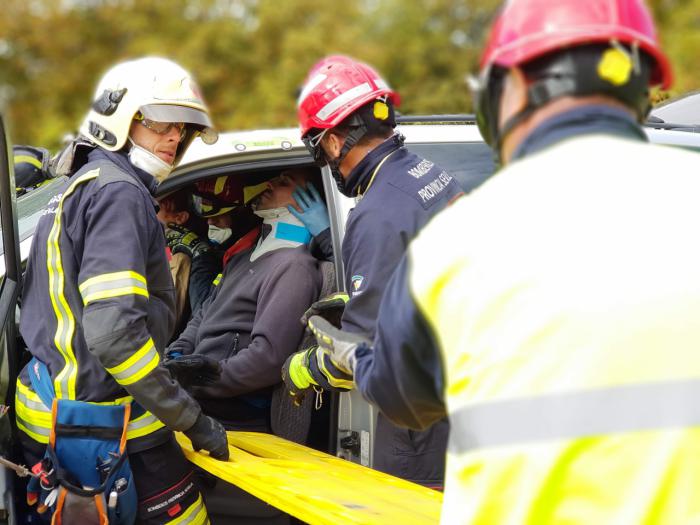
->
<box><xmin>449</xmin><ymin>379</ymin><xmax>700</xmax><ymax>452</ymax></box>
<box><xmin>16</xmin><ymin>390</ymin><xmax>48</xmax><ymax>412</ymax></box>
<box><xmin>16</xmin><ymin>415</ymin><xmax>50</xmax><ymax>438</ymax></box>
<box><xmin>106</xmin><ymin>339</ymin><xmax>159</xmax><ymax>386</ymax></box>
<box><xmin>79</xmin><ymin>276</ymin><xmax>148</xmax><ymax>304</ymax></box>
<box><xmin>316</xmin><ymin>82</ymin><xmax>372</xmax><ymax>120</ymax></box>
<box><xmin>128</xmin><ymin>412</ymin><xmax>161</xmax><ymax>432</ymax></box>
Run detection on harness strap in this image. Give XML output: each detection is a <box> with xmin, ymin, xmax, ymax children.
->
<box><xmin>27</xmin><ymin>357</ymin><xmax>146</xmax><ymax>419</ymax></box>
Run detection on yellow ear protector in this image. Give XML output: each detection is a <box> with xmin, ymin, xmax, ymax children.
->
<box><xmin>373</xmin><ymin>101</ymin><xmax>389</xmax><ymax>120</ymax></box>
<box><xmin>597</xmin><ymin>46</ymin><xmax>634</xmax><ymax>86</ymax></box>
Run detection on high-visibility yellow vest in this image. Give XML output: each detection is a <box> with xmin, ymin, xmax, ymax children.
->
<box><xmin>409</xmin><ymin>134</ymin><xmax>700</xmax><ymax>524</ymax></box>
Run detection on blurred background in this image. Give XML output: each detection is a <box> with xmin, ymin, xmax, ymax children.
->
<box><xmin>0</xmin><ymin>0</ymin><xmax>697</xmax><ymax>150</ymax></box>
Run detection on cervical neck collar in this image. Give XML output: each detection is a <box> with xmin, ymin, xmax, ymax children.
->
<box><xmin>250</xmin><ymin>207</ymin><xmax>311</xmax><ymax>262</ymax></box>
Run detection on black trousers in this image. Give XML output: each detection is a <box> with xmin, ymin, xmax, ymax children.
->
<box><xmin>20</xmin><ymin>432</ymin><xmax>208</xmax><ymax>524</ymax></box>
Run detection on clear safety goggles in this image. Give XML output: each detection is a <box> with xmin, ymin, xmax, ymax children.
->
<box><xmin>302</xmin><ymin>129</ymin><xmax>328</xmax><ymax>163</ymax></box>
<box><xmin>135</xmin><ymin>115</ymin><xmax>187</xmax><ymax>140</ymax></box>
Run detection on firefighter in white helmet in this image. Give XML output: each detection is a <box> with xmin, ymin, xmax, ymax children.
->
<box><xmin>17</xmin><ymin>57</ymin><xmax>225</xmax><ymax>524</ymax></box>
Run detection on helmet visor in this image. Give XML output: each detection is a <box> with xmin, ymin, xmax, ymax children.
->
<box><xmin>141</xmin><ymin>104</ymin><xmax>218</xmax><ymax>144</ymax></box>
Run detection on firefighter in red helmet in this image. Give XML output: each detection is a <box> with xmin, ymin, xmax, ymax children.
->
<box><xmin>286</xmin><ymin>55</ymin><xmax>463</xmax><ymax>487</ymax></box>
<box><xmin>295</xmin><ymin>1</ymin><xmax>700</xmax><ymax>522</ymax></box>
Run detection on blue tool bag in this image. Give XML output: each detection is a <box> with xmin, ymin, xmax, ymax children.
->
<box><xmin>27</xmin><ymin>358</ymin><xmax>138</xmax><ymax>524</ymax></box>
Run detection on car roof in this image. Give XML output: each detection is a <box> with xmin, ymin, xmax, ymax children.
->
<box><xmin>177</xmin><ymin>123</ymin><xmax>485</xmax><ymax>169</ymax></box>
<box><xmin>650</xmin><ymin>92</ymin><xmax>700</xmax><ymax>126</ymax></box>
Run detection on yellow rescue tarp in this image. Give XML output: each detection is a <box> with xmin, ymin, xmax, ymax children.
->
<box><xmin>176</xmin><ymin>431</ymin><xmax>442</xmax><ymax>525</ymax></box>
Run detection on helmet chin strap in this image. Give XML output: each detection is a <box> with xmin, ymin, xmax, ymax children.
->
<box><xmin>127</xmin><ymin>138</ymin><xmax>173</xmax><ymax>182</ymax></box>
<box><xmin>326</xmin><ymin>122</ymin><xmax>368</xmax><ymax>197</ymax></box>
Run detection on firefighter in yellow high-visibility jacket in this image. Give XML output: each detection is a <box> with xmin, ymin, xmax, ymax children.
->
<box><xmin>287</xmin><ymin>0</ymin><xmax>700</xmax><ymax>522</ymax></box>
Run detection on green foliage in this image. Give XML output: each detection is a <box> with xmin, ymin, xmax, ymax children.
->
<box><xmin>0</xmin><ymin>0</ymin><xmax>697</xmax><ymax>149</ymax></box>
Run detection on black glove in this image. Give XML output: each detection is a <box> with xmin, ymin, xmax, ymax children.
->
<box><xmin>300</xmin><ymin>293</ymin><xmax>349</xmax><ymax>328</ymax></box>
<box><xmin>163</xmin><ymin>353</ymin><xmax>222</xmax><ymax>388</ymax></box>
<box><xmin>184</xmin><ymin>413</ymin><xmax>229</xmax><ymax>461</ymax></box>
<box><xmin>165</xmin><ymin>224</ymin><xmax>212</xmax><ymax>259</ymax></box>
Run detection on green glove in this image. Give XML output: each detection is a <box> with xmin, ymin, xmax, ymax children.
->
<box><xmin>301</xmin><ymin>293</ymin><xmax>349</xmax><ymax>328</ymax></box>
<box><xmin>281</xmin><ymin>349</ymin><xmax>317</xmax><ymax>406</ymax></box>
<box><xmin>308</xmin><ymin>316</ymin><xmax>371</xmax><ymax>374</ymax></box>
<box><xmin>165</xmin><ymin>224</ymin><xmax>212</xmax><ymax>259</ymax></box>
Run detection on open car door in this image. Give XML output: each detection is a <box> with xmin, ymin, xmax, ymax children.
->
<box><xmin>0</xmin><ymin>113</ymin><xmax>25</xmax><ymax>523</ymax></box>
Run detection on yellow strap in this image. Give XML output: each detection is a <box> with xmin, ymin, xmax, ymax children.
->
<box><xmin>176</xmin><ymin>431</ymin><xmax>442</xmax><ymax>525</ymax></box>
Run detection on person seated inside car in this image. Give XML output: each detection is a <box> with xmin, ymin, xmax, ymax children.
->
<box><xmin>164</xmin><ymin>167</ymin><xmax>323</xmax><ymax>432</ymax></box>
<box><xmin>164</xmin><ymin>177</ymin><xmax>262</xmax><ymax>324</ymax></box>
<box><xmin>157</xmin><ymin>189</ymin><xmax>211</xmax><ymax>336</ymax></box>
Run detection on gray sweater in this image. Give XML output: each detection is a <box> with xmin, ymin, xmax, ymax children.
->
<box><xmin>169</xmin><ymin>243</ymin><xmax>321</xmax><ymax>428</ymax></box>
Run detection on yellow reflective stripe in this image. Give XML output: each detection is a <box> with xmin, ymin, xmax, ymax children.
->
<box><xmin>79</xmin><ymin>270</ymin><xmax>149</xmax><ymax>305</ymax></box>
<box><xmin>15</xmin><ymin>382</ymin><xmax>52</xmax><ymax>443</ymax></box>
<box><xmin>14</xmin><ymin>155</ymin><xmax>42</xmax><ymax>169</ymax></box>
<box><xmin>48</xmin><ymin>168</ymin><xmax>100</xmax><ymax>399</ymax></box>
<box><xmin>212</xmin><ymin>273</ymin><xmax>222</xmax><ymax>287</ymax></box>
<box><xmin>127</xmin><ymin>411</ymin><xmax>166</xmax><ymax>440</ymax></box>
<box><xmin>167</xmin><ymin>494</ymin><xmax>208</xmax><ymax>525</ymax></box>
<box><xmin>17</xmin><ymin>379</ymin><xmax>164</xmax><ymax>442</ymax></box>
<box><xmin>106</xmin><ymin>338</ymin><xmax>160</xmax><ymax>386</ymax></box>
<box><xmin>16</xmin><ymin>419</ymin><xmax>49</xmax><ymax>444</ymax></box>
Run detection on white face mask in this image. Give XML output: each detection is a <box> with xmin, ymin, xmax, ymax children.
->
<box><xmin>208</xmin><ymin>224</ymin><xmax>232</xmax><ymax>245</ymax></box>
<box><xmin>128</xmin><ymin>141</ymin><xmax>173</xmax><ymax>182</ymax></box>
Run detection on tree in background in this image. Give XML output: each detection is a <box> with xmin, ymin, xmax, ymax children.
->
<box><xmin>0</xmin><ymin>0</ymin><xmax>694</xmax><ymax>150</ymax></box>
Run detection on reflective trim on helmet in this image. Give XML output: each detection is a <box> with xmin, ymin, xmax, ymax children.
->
<box><xmin>374</xmin><ymin>78</ymin><xmax>390</xmax><ymax>91</ymax></box>
<box><xmin>298</xmin><ymin>73</ymin><xmax>328</xmax><ymax>107</ymax></box>
<box><xmin>316</xmin><ymin>82</ymin><xmax>373</xmax><ymax>120</ymax></box>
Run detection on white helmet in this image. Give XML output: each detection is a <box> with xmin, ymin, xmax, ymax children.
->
<box><xmin>79</xmin><ymin>56</ymin><xmax>218</xmax><ymax>167</ymax></box>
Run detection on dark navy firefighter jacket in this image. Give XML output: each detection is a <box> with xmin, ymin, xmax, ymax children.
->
<box><xmin>338</xmin><ymin>134</ymin><xmax>462</xmax><ymax>485</ymax></box>
<box><xmin>17</xmin><ymin>147</ymin><xmax>200</xmax><ymax>453</ymax></box>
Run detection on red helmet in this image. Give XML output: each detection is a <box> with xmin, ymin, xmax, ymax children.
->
<box><xmin>297</xmin><ymin>55</ymin><xmax>400</xmax><ymax>139</ymax></box>
<box><xmin>474</xmin><ymin>0</ymin><xmax>672</xmax><ymax>150</ymax></box>
<box><xmin>481</xmin><ymin>0</ymin><xmax>671</xmax><ymax>88</ymax></box>
<box><xmin>192</xmin><ymin>175</ymin><xmax>243</xmax><ymax>217</ymax></box>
